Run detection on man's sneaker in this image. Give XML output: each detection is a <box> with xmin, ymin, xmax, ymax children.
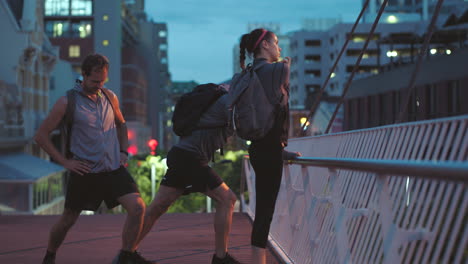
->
<box><xmin>42</xmin><ymin>251</ymin><xmax>56</xmax><ymax>264</ymax></box>
<box><xmin>114</xmin><ymin>250</ymin><xmax>155</xmax><ymax>264</ymax></box>
<box><xmin>211</xmin><ymin>252</ymin><xmax>242</xmax><ymax>264</ymax></box>
<box><xmin>130</xmin><ymin>251</ymin><xmax>154</xmax><ymax>264</ymax></box>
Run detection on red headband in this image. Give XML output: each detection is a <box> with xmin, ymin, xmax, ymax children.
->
<box><xmin>253</xmin><ymin>29</ymin><xmax>268</xmax><ymax>51</ymax></box>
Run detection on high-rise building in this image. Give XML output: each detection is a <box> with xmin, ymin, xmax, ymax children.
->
<box><xmin>362</xmin><ymin>0</ymin><xmax>468</xmax><ymax>23</ymax></box>
<box><xmin>43</xmin><ymin>0</ymin><xmax>171</xmax><ymax>154</ymax></box>
<box><xmin>43</xmin><ymin>0</ymin><xmax>122</xmax><ymax>97</ymax></box>
<box><xmin>289</xmin><ymin>21</ymin><xmax>438</xmax><ymax>134</ymax></box>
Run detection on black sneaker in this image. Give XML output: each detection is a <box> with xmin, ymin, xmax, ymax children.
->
<box><xmin>42</xmin><ymin>252</ymin><xmax>56</xmax><ymax>264</ymax></box>
<box><xmin>114</xmin><ymin>250</ymin><xmax>155</xmax><ymax>264</ymax></box>
<box><xmin>130</xmin><ymin>251</ymin><xmax>155</xmax><ymax>264</ymax></box>
<box><xmin>211</xmin><ymin>252</ymin><xmax>242</xmax><ymax>264</ymax></box>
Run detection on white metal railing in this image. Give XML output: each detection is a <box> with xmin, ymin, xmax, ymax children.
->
<box><xmin>240</xmin><ymin>115</ymin><xmax>468</xmax><ymax>264</ymax></box>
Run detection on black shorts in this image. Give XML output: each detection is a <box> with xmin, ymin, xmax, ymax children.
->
<box><xmin>161</xmin><ymin>147</ymin><xmax>223</xmax><ymax>195</ymax></box>
<box><xmin>65</xmin><ymin>166</ymin><xmax>139</xmax><ymax>211</ymax></box>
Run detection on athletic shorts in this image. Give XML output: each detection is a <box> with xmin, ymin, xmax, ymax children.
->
<box><xmin>161</xmin><ymin>147</ymin><xmax>223</xmax><ymax>195</ymax></box>
<box><xmin>64</xmin><ymin>166</ymin><xmax>139</xmax><ymax>211</ymax></box>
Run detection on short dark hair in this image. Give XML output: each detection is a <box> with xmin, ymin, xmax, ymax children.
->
<box><xmin>81</xmin><ymin>54</ymin><xmax>109</xmax><ymax>76</ymax></box>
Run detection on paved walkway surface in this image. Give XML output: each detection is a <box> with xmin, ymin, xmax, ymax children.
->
<box><xmin>0</xmin><ymin>212</ymin><xmax>283</xmax><ymax>264</ymax></box>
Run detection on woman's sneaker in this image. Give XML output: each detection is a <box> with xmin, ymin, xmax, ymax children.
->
<box><xmin>211</xmin><ymin>252</ymin><xmax>242</xmax><ymax>264</ymax></box>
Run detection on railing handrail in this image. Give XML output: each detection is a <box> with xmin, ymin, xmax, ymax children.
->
<box><xmin>291</xmin><ymin>114</ymin><xmax>468</xmax><ymax>142</ymax></box>
<box><xmin>289</xmin><ymin>157</ymin><xmax>468</xmax><ymax>182</ymax></box>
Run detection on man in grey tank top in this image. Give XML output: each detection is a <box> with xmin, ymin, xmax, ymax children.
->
<box><xmin>35</xmin><ymin>54</ymin><xmax>152</xmax><ymax>264</ymax></box>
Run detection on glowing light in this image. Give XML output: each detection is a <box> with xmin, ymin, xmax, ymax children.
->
<box><xmin>103</xmin><ymin>15</ymin><xmax>109</xmax><ymax>21</ymax></box>
<box><xmin>446</xmin><ymin>49</ymin><xmax>452</xmax><ymax>55</ymax></box>
<box><xmin>102</xmin><ymin>40</ymin><xmax>109</xmax><ymax>46</ymax></box>
<box><xmin>430</xmin><ymin>49</ymin><xmax>437</xmax><ymax>55</ymax></box>
<box><xmin>246</xmin><ymin>140</ymin><xmax>251</xmax><ymax>146</ymax></box>
<box><xmin>387</xmin><ymin>15</ymin><xmax>398</xmax><ymax>24</ymax></box>
<box><xmin>127</xmin><ymin>145</ymin><xmax>138</xmax><ymax>155</ymax></box>
<box><xmin>300</xmin><ymin>117</ymin><xmax>307</xmax><ymax>125</ymax></box>
<box><xmin>127</xmin><ymin>130</ymin><xmax>135</xmax><ymax>140</ymax></box>
<box><xmin>148</xmin><ymin>139</ymin><xmax>158</xmax><ymax>155</ymax></box>
<box><xmin>147</xmin><ymin>139</ymin><xmax>158</xmax><ymax>150</ymax></box>
<box><xmin>330</xmin><ymin>72</ymin><xmax>336</xmax><ymax>78</ymax></box>
<box><xmin>386</xmin><ymin>50</ymin><xmax>398</xmax><ymax>57</ymax></box>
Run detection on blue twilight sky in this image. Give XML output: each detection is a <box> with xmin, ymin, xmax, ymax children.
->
<box><xmin>145</xmin><ymin>0</ymin><xmax>361</xmax><ymax>84</ymax></box>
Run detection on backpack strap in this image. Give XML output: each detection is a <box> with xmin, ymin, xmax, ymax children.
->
<box><xmin>62</xmin><ymin>89</ymin><xmax>77</xmax><ymax>158</ymax></box>
<box><xmin>100</xmin><ymin>88</ymin><xmax>124</xmax><ymax>125</ymax></box>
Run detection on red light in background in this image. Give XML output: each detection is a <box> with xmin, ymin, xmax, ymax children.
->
<box><xmin>128</xmin><ymin>130</ymin><xmax>135</xmax><ymax>141</ymax></box>
<box><xmin>147</xmin><ymin>139</ymin><xmax>158</xmax><ymax>155</ymax></box>
<box><xmin>127</xmin><ymin>145</ymin><xmax>138</xmax><ymax>155</ymax></box>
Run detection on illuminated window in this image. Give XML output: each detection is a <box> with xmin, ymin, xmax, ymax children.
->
<box><xmin>159</xmin><ymin>44</ymin><xmax>168</xmax><ymax>51</ymax></box>
<box><xmin>102</xmin><ymin>40</ymin><xmax>109</xmax><ymax>46</ymax></box>
<box><xmin>45</xmin><ymin>21</ymin><xmax>70</xmax><ymax>37</ymax></box>
<box><xmin>159</xmin><ymin>31</ymin><xmax>167</xmax><ymax>38</ymax></box>
<box><xmin>45</xmin><ymin>0</ymin><xmax>70</xmax><ymax>16</ymax></box>
<box><xmin>71</xmin><ymin>21</ymin><xmax>92</xmax><ymax>38</ymax></box>
<box><xmin>348</xmin><ymin>33</ymin><xmax>380</xmax><ymax>43</ymax></box>
<box><xmin>45</xmin><ymin>0</ymin><xmax>92</xmax><ymax>16</ymax></box>
<box><xmin>69</xmin><ymin>45</ymin><xmax>80</xmax><ymax>58</ymax></box>
<box><xmin>71</xmin><ymin>0</ymin><xmax>92</xmax><ymax>16</ymax></box>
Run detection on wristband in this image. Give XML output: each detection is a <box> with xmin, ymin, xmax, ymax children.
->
<box><xmin>120</xmin><ymin>150</ymin><xmax>129</xmax><ymax>156</ymax></box>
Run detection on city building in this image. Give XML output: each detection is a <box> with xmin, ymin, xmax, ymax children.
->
<box><xmin>43</xmin><ymin>0</ymin><xmax>122</xmax><ymax>97</ymax></box>
<box><xmin>0</xmin><ymin>0</ymin><xmax>66</xmax><ymax>215</ymax></box>
<box><xmin>344</xmin><ymin>11</ymin><xmax>468</xmax><ymax>130</ymax></box>
<box><xmin>362</xmin><ymin>0</ymin><xmax>468</xmax><ymax>23</ymax></box>
<box><xmin>139</xmin><ymin>21</ymin><xmax>171</xmax><ymax>151</ymax></box>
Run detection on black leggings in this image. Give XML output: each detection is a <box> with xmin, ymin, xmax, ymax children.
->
<box><xmin>249</xmin><ymin>145</ymin><xmax>284</xmax><ymax>248</ymax></box>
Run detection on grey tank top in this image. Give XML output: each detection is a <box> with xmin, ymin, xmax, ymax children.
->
<box><xmin>69</xmin><ymin>86</ymin><xmax>120</xmax><ymax>172</ymax></box>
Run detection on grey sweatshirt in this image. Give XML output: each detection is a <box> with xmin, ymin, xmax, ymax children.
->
<box><xmin>175</xmin><ymin>93</ymin><xmax>233</xmax><ymax>162</ymax></box>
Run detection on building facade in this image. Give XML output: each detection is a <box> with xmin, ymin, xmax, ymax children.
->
<box><xmin>0</xmin><ymin>0</ymin><xmax>65</xmax><ymax>215</ymax></box>
<box><xmin>344</xmin><ymin>14</ymin><xmax>468</xmax><ymax>130</ymax></box>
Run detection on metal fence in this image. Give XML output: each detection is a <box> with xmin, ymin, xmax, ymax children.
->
<box><xmin>240</xmin><ymin>115</ymin><xmax>468</xmax><ymax>264</ymax></box>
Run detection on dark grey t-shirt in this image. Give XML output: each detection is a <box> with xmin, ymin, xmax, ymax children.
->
<box><xmin>175</xmin><ymin>94</ymin><xmax>233</xmax><ymax>162</ymax></box>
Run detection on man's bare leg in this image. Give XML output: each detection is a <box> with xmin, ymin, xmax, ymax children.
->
<box><xmin>136</xmin><ymin>185</ymin><xmax>184</xmax><ymax>247</ymax></box>
<box><xmin>117</xmin><ymin>193</ymin><xmax>146</xmax><ymax>252</ymax></box>
<box><xmin>205</xmin><ymin>183</ymin><xmax>237</xmax><ymax>258</ymax></box>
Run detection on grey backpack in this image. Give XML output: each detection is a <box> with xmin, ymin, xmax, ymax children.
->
<box><xmin>227</xmin><ymin>64</ymin><xmax>278</xmax><ymax>140</ymax></box>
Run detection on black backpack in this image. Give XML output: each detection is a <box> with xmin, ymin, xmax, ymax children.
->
<box><xmin>172</xmin><ymin>83</ymin><xmax>227</xmax><ymax>137</ymax></box>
